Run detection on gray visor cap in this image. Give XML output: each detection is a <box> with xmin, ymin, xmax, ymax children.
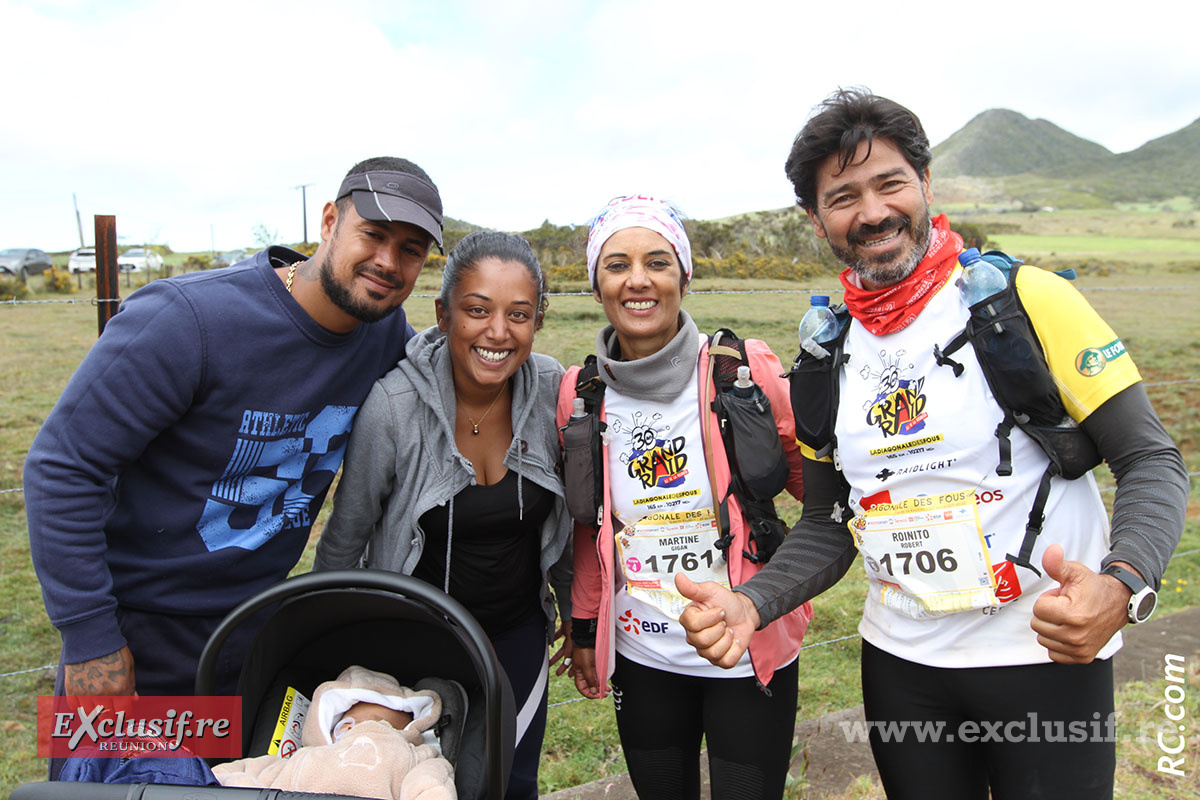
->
<box><xmin>337</xmin><ymin>171</ymin><xmax>444</xmax><ymax>251</ymax></box>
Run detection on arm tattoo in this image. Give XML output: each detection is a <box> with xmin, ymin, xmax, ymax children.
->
<box><xmin>66</xmin><ymin>650</ymin><xmax>131</xmax><ymax>694</ymax></box>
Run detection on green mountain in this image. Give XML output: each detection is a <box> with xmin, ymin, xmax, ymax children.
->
<box><xmin>443</xmin><ymin>215</ymin><xmax>489</xmax><ymax>233</ymax></box>
<box><xmin>1091</xmin><ymin>117</ymin><xmax>1200</xmax><ymax>201</ymax></box>
<box><xmin>931</xmin><ymin>109</ymin><xmax>1200</xmax><ymax>207</ymax></box>
<box><xmin>933</xmin><ymin>109</ymin><xmax>1112</xmax><ymax>177</ymax></box>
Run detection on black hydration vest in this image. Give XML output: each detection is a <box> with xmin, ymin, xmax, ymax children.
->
<box><xmin>787</xmin><ymin>254</ymin><xmax>1101</xmax><ymax>577</ymax></box>
<box><xmin>560</xmin><ymin>329</ymin><xmax>792</xmax><ymax>564</ymax></box>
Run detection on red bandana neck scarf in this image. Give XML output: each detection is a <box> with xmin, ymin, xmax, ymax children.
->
<box><xmin>839</xmin><ymin>214</ymin><xmax>963</xmax><ymax>335</ymax></box>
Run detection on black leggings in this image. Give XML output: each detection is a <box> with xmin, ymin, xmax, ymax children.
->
<box><xmin>488</xmin><ymin>613</ymin><xmax>549</xmax><ymax>800</ymax></box>
<box><xmin>861</xmin><ymin>640</ymin><xmax>1115</xmax><ymax>800</ymax></box>
<box><xmin>611</xmin><ymin>652</ymin><xmax>798</xmax><ymax>800</ymax></box>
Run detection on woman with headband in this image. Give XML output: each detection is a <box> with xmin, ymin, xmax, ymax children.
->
<box><xmin>315</xmin><ymin>232</ymin><xmax>574</xmax><ymax>800</ymax></box>
<box><xmin>559</xmin><ymin>195</ymin><xmax>814</xmax><ymax>798</ymax></box>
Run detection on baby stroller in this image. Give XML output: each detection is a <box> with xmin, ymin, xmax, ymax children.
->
<box><xmin>14</xmin><ymin>570</ymin><xmax>516</xmax><ymax>800</ymax></box>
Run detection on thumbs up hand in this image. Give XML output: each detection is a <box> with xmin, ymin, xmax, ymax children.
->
<box><xmin>1030</xmin><ymin>544</ymin><xmax>1133</xmax><ymax>664</ymax></box>
<box><xmin>676</xmin><ymin>574</ymin><xmax>761</xmax><ymax>668</ymax></box>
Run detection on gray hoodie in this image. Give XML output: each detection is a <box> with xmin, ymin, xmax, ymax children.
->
<box><xmin>313</xmin><ymin>325</ymin><xmax>572</xmax><ymax>637</ymax></box>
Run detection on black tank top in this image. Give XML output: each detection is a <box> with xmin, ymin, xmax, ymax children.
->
<box><xmin>415</xmin><ymin>470</ymin><xmax>552</xmax><ymax>636</ymax></box>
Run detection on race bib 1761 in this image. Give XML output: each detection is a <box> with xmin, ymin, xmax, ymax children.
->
<box><xmin>616</xmin><ymin>509</ymin><xmax>727</xmax><ymax>619</ymax></box>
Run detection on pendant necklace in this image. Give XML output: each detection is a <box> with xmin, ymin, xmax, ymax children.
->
<box><xmin>464</xmin><ymin>386</ymin><xmax>505</xmax><ymax>435</ymax></box>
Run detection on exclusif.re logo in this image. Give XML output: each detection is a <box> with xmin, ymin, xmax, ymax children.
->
<box><xmin>36</xmin><ymin>695</ymin><xmax>242</xmax><ymax>759</ymax></box>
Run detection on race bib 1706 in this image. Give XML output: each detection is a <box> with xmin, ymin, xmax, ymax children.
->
<box><xmin>848</xmin><ymin>490</ymin><xmax>998</xmax><ymax>618</ymax></box>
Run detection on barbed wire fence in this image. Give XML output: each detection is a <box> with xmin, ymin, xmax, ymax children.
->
<box><xmin>6</xmin><ymin>285</ymin><xmax>1200</xmax><ymax>307</ymax></box>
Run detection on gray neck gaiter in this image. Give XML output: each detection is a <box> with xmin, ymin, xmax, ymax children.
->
<box><xmin>593</xmin><ymin>310</ymin><xmax>700</xmax><ymax>403</ymax></box>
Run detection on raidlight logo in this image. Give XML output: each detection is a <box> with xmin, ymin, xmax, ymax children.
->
<box><xmin>884</xmin><ymin>458</ymin><xmax>958</xmax><ymax>480</ymax></box>
<box><xmin>37</xmin><ymin>696</ymin><xmax>241</xmax><ymax>759</ymax></box>
<box><xmin>618</xmin><ymin>609</ymin><xmax>670</xmax><ymax>635</ymax></box>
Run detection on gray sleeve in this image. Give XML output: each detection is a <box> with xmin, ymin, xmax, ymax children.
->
<box><xmin>540</xmin><ymin>354</ymin><xmax>573</xmax><ymax>623</ymax></box>
<box><xmin>1085</xmin><ymin>382</ymin><xmax>1189</xmax><ymax>587</ymax></box>
<box><xmin>313</xmin><ymin>381</ymin><xmax>398</xmax><ymax>571</ymax></box>
<box><xmin>735</xmin><ymin>456</ymin><xmax>859</xmax><ymax>628</ymax></box>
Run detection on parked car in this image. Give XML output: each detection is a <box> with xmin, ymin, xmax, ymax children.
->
<box><xmin>68</xmin><ymin>247</ymin><xmax>96</xmax><ymax>273</ymax></box>
<box><xmin>214</xmin><ymin>249</ymin><xmax>252</xmax><ymax>268</ymax></box>
<box><xmin>0</xmin><ymin>248</ymin><xmax>53</xmax><ymax>281</ymax></box>
<box><xmin>117</xmin><ymin>247</ymin><xmax>165</xmax><ymax>273</ymax></box>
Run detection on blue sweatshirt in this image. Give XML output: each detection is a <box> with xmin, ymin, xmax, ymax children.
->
<box><xmin>24</xmin><ymin>248</ymin><xmax>414</xmax><ymax>663</ymax></box>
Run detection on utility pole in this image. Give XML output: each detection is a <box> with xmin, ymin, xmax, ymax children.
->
<box><xmin>73</xmin><ymin>193</ymin><xmax>85</xmax><ymax>248</ymax></box>
<box><xmin>294</xmin><ymin>183</ymin><xmax>314</xmax><ymax>245</ymax></box>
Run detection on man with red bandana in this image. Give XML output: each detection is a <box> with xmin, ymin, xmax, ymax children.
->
<box><xmin>677</xmin><ymin>89</ymin><xmax>1188</xmax><ymax>799</ymax></box>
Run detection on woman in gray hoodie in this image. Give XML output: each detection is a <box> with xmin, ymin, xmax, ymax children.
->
<box><xmin>314</xmin><ymin>232</ymin><xmax>573</xmax><ymax>800</ymax></box>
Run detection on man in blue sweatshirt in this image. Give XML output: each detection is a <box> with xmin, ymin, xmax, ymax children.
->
<box><xmin>25</xmin><ymin>157</ymin><xmax>443</xmax><ymax>707</ymax></box>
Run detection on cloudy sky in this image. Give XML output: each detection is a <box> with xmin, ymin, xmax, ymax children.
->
<box><xmin>2</xmin><ymin>0</ymin><xmax>1196</xmax><ymax>252</ymax></box>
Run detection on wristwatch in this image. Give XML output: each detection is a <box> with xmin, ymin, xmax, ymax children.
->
<box><xmin>1102</xmin><ymin>564</ymin><xmax>1157</xmax><ymax>624</ymax></box>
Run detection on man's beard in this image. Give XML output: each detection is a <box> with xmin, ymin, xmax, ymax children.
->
<box><xmin>318</xmin><ymin>248</ymin><xmax>402</xmax><ymax>324</ymax></box>
<box><xmin>830</xmin><ymin>209</ymin><xmax>932</xmax><ymax>288</ymax></box>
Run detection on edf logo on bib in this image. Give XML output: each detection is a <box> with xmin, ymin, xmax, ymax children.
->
<box><xmin>619</xmin><ymin>609</ymin><xmax>670</xmax><ymax>635</ymax></box>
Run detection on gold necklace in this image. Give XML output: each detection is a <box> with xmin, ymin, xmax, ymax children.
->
<box><xmin>285</xmin><ymin>260</ymin><xmax>306</xmax><ymax>293</ymax></box>
<box><xmin>462</xmin><ymin>386</ymin><xmax>506</xmax><ymax>435</ymax></box>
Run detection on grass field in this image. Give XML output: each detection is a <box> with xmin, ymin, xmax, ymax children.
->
<box><xmin>978</xmin><ymin>208</ymin><xmax>1200</xmax><ymax>240</ymax></box>
<box><xmin>2</xmin><ymin>212</ymin><xmax>1199</xmax><ymax>796</ymax></box>
<box><xmin>956</xmin><ymin>207</ymin><xmax>1200</xmax><ymax>272</ymax></box>
<box><xmin>988</xmin><ymin>235</ymin><xmax>1200</xmax><ymax>263</ymax></box>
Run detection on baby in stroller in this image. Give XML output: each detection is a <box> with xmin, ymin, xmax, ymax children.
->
<box><xmin>213</xmin><ymin>665</ymin><xmax>457</xmax><ymax>800</ymax></box>
<box><xmin>30</xmin><ymin>572</ymin><xmax>512</xmax><ymax>800</ymax></box>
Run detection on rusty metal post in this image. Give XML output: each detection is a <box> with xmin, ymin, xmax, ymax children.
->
<box><xmin>95</xmin><ymin>215</ymin><xmax>120</xmax><ymax>336</ymax></box>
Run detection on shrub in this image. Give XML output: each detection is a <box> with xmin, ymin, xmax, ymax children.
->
<box><xmin>545</xmin><ymin>263</ymin><xmax>588</xmax><ymax>284</ymax></box>
<box><xmin>0</xmin><ymin>276</ymin><xmax>30</xmax><ymax>301</ymax></box>
<box><xmin>180</xmin><ymin>255</ymin><xmax>214</xmax><ymax>272</ymax></box>
<box><xmin>692</xmin><ymin>253</ymin><xmax>836</xmax><ymax>282</ymax></box>
<box><xmin>42</xmin><ymin>266</ymin><xmax>75</xmax><ymax>294</ymax></box>
<box><xmin>951</xmin><ymin>221</ymin><xmax>992</xmax><ymax>251</ymax></box>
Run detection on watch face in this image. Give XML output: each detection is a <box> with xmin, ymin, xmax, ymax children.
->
<box><xmin>1134</xmin><ymin>590</ymin><xmax>1157</xmax><ymax>622</ymax></box>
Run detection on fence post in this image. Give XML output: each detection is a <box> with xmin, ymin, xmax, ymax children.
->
<box><xmin>95</xmin><ymin>215</ymin><xmax>119</xmax><ymax>336</ymax></box>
